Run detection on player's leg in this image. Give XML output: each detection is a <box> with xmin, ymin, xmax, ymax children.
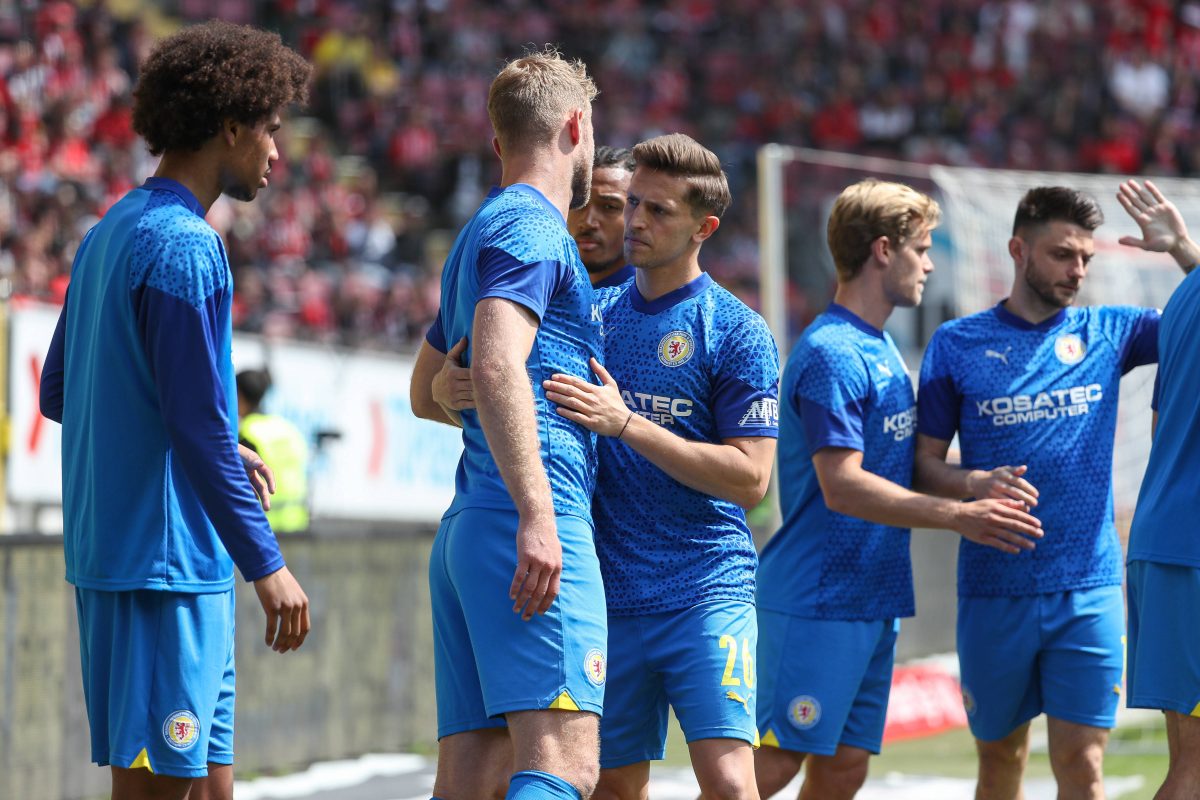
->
<box><xmin>1126</xmin><ymin>561</ymin><xmax>1200</xmax><ymax>800</ymax></box>
<box><xmin>429</xmin><ymin>511</ymin><xmax>511</xmax><ymax>799</ymax></box>
<box><xmin>1045</xmin><ymin>718</ymin><xmax>1106</xmax><ymax>800</ymax></box>
<box><xmin>974</xmin><ymin>724</ymin><xmax>1030</xmax><ymax>800</ymax></box>
<box><xmin>1039</xmin><ymin>586</ymin><xmax>1124</xmax><ymax>800</ymax></box>
<box><xmin>1159</xmin><ymin>712</ymin><xmax>1200</xmax><ymax>798</ymax></box>
<box><xmin>797</xmin><ymin>745</ymin><xmax>871</xmax><ymax>800</ymax></box>
<box><xmin>957</xmin><ymin>594</ymin><xmax>1041</xmax><ymax>800</ymax></box>
<box><xmin>687</xmin><ymin>737</ymin><xmax>758</xmax><ymax>800</ymax></box>
<box><xmin>755</xmin><ymin>611</ymin><xmax>894</xmax><ymax>800</ymax></box>
<box><xmin>657</xmin><ymin>600</ymin><xmax>758</xmax><ymax>800</ymax></box>
<box><xmin>111</xmin><ymin>767</ymin><xmax>193</xmax><ymax>800</ymax></box>
<box><xmin>447</xmin><ymin>510</ymin><xmax>607</xmax><ymax>799</ymax></box>
<box><xmin>593</xmin><ymin>614</ymin><xmax>665</xmax><ymax>800</ymax></box>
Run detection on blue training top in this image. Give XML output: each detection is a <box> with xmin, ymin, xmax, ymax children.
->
<box><xmin>593</xmin><ymin>273</ymin><xmax>780</xmax><ymax>614</ymax></box>
<box><xmin>40</xmin><ymin>178</ymin><xmax>282</xmax><ymax>592</ymax></box>
<box><xmin>426</xmin><ymin>184</ymin><xmax>602</xmax><ymax>521</ymax></box>
<box><xmin>919</xmin><ymin>302</ymin><xmax>1158</xmax><ymax>596</ymax></box>
<box><xmin>757</xmin><ymin>304</ymin><xmax>917</xmax><ymax>621</ymax></box>
<box><xmin>1130</xmin><ymin>269</ymin><xmax>1200</xmax><ymax>567</ymax></box>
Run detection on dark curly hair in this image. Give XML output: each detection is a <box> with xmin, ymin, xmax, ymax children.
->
<box><xmin>132</xmin><ymin>21</ymin><xmax>311</xmax><ymax>156</ymax></box>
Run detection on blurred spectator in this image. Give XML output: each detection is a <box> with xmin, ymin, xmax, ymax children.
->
<box><xmin>5</xmin><ymin>0</ymin><xmax>1200</xmax><ymax>349</ymax></box>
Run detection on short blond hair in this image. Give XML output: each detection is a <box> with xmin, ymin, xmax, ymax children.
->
<box><xmin>632</xmin><ymin>133</ymin><xmax>731</xmax><ymax>218</ymax></box>
<box><xmin>827</xmin><ymin>179</ymin><xmax>941</xmax><ymax>281</ymax></box>
<box><xmin>488</xmin><ymin>47</ymin><xmax>598</xmax><ymax>151</ymax></box>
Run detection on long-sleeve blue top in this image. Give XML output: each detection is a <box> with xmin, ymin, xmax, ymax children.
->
<box><xmin>40</xmin><ymin>178</ymin><xmax>283</xmax><ymax>592</ymax></box>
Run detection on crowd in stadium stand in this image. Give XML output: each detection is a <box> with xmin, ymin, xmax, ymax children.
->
<box><xmin>3</xmin><ymin>0</ymin><xmax>1199</xmax><ymax>349</ymax></box>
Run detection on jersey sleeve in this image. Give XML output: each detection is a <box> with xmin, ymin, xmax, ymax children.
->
<box><xmin>916</xmin><ymin>328</ymin><xmax>960</xmax><ymax>441</ymax></box>
<box><xmin>477</xmin><ymin>246</ymin><xmax>573</xmax><ymax>322</ymax></box>
<box><xmin>40</xmin><ymin>301</ymin><xmax>66</xmax><ymax>423</ymax></box>
<box><xmin>135</xmin><ymin>231</ymin><xmax>284</xmax><ymax>582</ymax></box>
<box><xmin>793</xmin><ymin>342</ymin><xmax>870</xmax><ymax>454</ymax></box>
<box><xmin>425</xmin><ymin>309</ymin><xmax>448</xmax><ymax>353</ymax></box>
<box><xmin>1114</xmin><ymin>306</ymin><xmax>1160</xmax><ymax>373</ymax></box>
<box><xmin>713</xmin><ymin>317</ymin><xmax>781</xmax><ymax>439</ymax></box>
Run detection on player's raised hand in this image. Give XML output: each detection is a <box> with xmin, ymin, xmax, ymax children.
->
<box><xmin>432</xmin><ymin>336</ymin><xmax>475</xmax><ymax>411</ymax></box>
<box><xmin>239</xmin><ymin>443</ymin><xmax>276</xmax><ymax>512</ymax></box>
<box><xmin>952</xmin><ymin>498</ymin><xmax>1043</xmax><ymax>555</ymax></box>
<box><xmin>543</xmin><ymin>357</ymin><xmax>630</xmax><ymax>437</ymax></box>
<box><xmin>253</xmin><ymin>565</ymin><xmax>311</xmax><ymax>652</ymax></box>
<box><xmin>967</xmin><ymin>464</ymin><xmax>1039</xmax><ymax>508</ymax></box>
<box><xmin>1116</xmin><ymin>179</ymin><xmax>1189</xmax><ymax>253</ymax></box>
<box><xmin>510</xmin><ymin>514</ymin><xmax>562</xmax><ymax>620</ymax></box>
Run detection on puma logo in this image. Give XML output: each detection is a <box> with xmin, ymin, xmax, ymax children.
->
<box><xmin>985</xmin><ymin>347</ymin><xmax>1011</xmax><ymax>365</ymax></box>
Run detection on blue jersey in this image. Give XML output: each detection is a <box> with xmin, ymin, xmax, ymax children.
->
<box><xmin>593</xmin><ymin>273</ymin><xmax>780</xmax><ymax>614</ymax></box>
<box><xmin>39</xmin><ymin>178</ymin><xmax>282</xmax><ymax>592</ymax></box>
<box><xmin>757</xmin><ymin>304</ymin><xmax>916</xmax><ymax>621</ymax></box>
<box><xmin>593</xmin><ymin>264</ymin><xmax>635</xmax><ymax>290</ymax></box>
<box><xmin>1130</xmin><ymin>269</ymin><xmax>1200</xmax><ymax>566</ymax></box>
<box><xmin>426</xmin><ymin>184</ymin><xmax>602</xmax><ymax>521</ymax></box>
<box><xmin>919</xmin><ymin>303</ymin><xmax>1158</xmax><ymax>596</ymax></box>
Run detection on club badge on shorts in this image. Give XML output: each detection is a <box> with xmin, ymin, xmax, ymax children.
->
<box><xmin>585</xmin><ymin>648</ymin><xmax>607</xmax><ymax>686</ymax></box>
<box><xmin>163</xmin><ymin>710</ymin><xmax>201</xmax><ymax>750</ymax></box>
<box><xmin>658</xmin><ymin>331</ymin><xmax>694</xmax><ymax>367</ymax></box>
<box><xmin>788</xmin><ymin>695</ymin><xmax>820</xmax><ymax>729</ymax></box>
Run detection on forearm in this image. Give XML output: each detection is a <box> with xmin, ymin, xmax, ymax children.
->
<box><xmin>410</xmin><ymin>341</ymin><xmax>462</xmax><ymax>428</ymax></box>
<box><xmin>1170</xmin><ymin>237</ymin><xmax>1200</xmax><ymax>273</ymax></box>
<box><xmin>823</xmin><ymin>466</ymin><xmax>963</xmax><ymax>532</ymax></box>
<box><xmin>474</xmin><ymin>359</ymin><xmax>554</xmax><ymax>520</ymax></box>
<box><xmin>913</xmin><ymin>450</ymin><xmax>976</xmax><ymax>499</ymax></box>
<box><xmin>619</xmin><ymin>414</ymin><xmax>770</xmax><ymax>508</ymax></box>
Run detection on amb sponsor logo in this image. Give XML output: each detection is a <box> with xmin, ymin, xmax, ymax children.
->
<box><xmin>739</xmin><ymin>398</ymin><xmax>779</xmax><ymax>428</ymax></box>
<box><xmin>163</xmin><ymin>710</ymin><xmax>200</xmax><ymax>751</ymax></box>
<box><xmin>788</xmin><ymin>695</ymin><xmax>821</xmax><ymax>729</ymax></box>
<box><xmin>1054</xmin><ymin>334</ymin><xmax>1086</xmax><ymax>365</ymax></box>
<box><xmin>658</xmin><ymin>330</ymin><xmax>694</xmax><ymax>367</ymax></box>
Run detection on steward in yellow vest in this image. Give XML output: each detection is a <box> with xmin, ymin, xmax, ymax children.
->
<box><xmin>237</xmin><ymin>369</ymin><xmax>310</xmax><ymax>533</ymax></box>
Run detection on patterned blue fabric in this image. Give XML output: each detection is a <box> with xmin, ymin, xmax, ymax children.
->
<box><xmin>1129</xmin><ymin>267</ymin><xmax>1200</xmax><ymax>567</ymax></box>
<box><xmin>42</xmin><ymin>178</ymin><xmax>281</xmax><ymax>592</ymax></box>
<box><xmin>919</xmin><ymin>303</ymin><xmax>1159</xmax><ymax>596</ymax></box>
<box><xmin>426</xmin><ymin>184</ymin><xmax>603</xmax><ymax>520</ymax></box>
<box><xmin>593</xmin><ymin>273</ymin><xmax>780</xmax><ymax>614</ymax></box>
<box><xmin>757</xmin><ymin>304</ymin><xmax>917</xmax><ymax>621</ymax></box>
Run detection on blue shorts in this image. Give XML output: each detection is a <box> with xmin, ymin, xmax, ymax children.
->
<box><xmin>756</xmin><ymin>611</ymin><xmax>898</xmax><ymax>757</ymax></box>
<box><xmin>957</xmin><ymin>586</ymin><xmax>1124</xmax><ymax>741</ymax></box>
<box><xmin>1128</xmin><ymin>560</ymin><xmax>1200</xmax><ymax>716</ymax></box>
<box><xmin>600</xmin><ymin>600</ymin><xmax>758</xmax><ymax>769</ymax></box>
<box><xmin>75</xmin><ymin>588</ymin><xmax>236</xmax><ymax>778</ymax></box>
<box><xmin>430</xmin><ymin>508</ymin><xmax>608</xmax><ymax>738</ymax></box>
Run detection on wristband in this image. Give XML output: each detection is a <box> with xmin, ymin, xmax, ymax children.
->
<box><xmin>617</xmin><ymin>411</ymin><xmax>633</xmax><ymax>440</ymax></box>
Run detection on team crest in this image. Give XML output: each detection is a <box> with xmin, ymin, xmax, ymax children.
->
<box><xmin>584</xmin><ymin>648</ymin><xmax>607</xmax><ymax>686</ymax></box>
<box><xmin>787</xmin><ymin>695</ymin><xmax>820</xmax><ymax>729</ymax></box>
<box><xmin>658</xmin><ymin>331</ymin><xmax>694</xmax><ymax>367</ymax></box>
<box><xmin>1054</xmin><ymin>334</ymin><xmax>1085</xmax><ymax>365</ymax></box>
<box><xmin>163</xmin><ymin>710</ymin><xmax>200</xmax><ymax>751</ymax></box>
<box><xmin>962</xmin><ymin>686</ymin><xmax>977</xmax><ymax>717</ymax></box>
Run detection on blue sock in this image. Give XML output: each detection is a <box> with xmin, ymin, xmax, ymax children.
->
<box><xmin>505</xmin><ymin>769</ymin><xmax>582</xmax><ymax>799</ymax></box>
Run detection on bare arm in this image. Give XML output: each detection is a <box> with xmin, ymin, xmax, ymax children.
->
<box><xmin>472</xmin><ymin>297</ymin><xmax>560</xmax><ymax>620</ymax></box>
<box><xmin>410</xmin><ymin>339</ymin><xmax>462</xmax><ymax>428</ymax></box>
<box><xmin>913</xmin><ymin>433</ymin><xmax>1039</xmax><ymax>508</ymax></box>
<box><xmin>1117</xmin><ymin>178</ymin><xmax>1200</xmax><ymax>273</ymax></box>
<box><xmin>544</xmin><ymin>358</ymin><xmax>774</xmax><ymax>508</ymax></box>
<box><xmin>814</xmin><ymin>447</ymin><xmax>1043</xmax><ymax>554</ymax></box>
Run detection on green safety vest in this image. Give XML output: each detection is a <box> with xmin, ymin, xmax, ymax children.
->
<box><xmin>240</xmin><ymin>413</ymin><xmax>310</xmax><ymax>533</ymax></box>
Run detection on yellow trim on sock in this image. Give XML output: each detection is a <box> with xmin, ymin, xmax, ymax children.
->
<box><xmin>548</xmin><ymin>691</ymin><xmax>580</xmax><ymax>711</ymax></box>
<box><xmin>129</xmin><ymin>748</ymin><xmax>154</xmax><ymax>773</ymax></box>
<box><xmin>761</xmin><ymin>729</ymin><xmax>780</xmax><ymax>748</ymax></box>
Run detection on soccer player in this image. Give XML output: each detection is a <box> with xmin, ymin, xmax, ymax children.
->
<box><xmin>430</xmin><ymin>145</ymin><xmax>638</xmax><ymax>415</ymax></box>
<box><xmin>37</xmin><ymin>22</ymin><xmax>311</xmax><ymax>800</ymax></box>
<box><xmin>408</xmin><ymin>49</ymin><xmax>607</xmax><ymax>800</ymax></box>
<box><xmin>754</xmin><ymin>180</ymin><xmax>1043</xmax><ymax>800</ymax></box>
<box><xmin>1124</xmin><ymin>181</ymin><xmax>1200</xmax><ymax>800</ymax></box>
<box><xmin>571</xmin><ymin>145</ymin><xmax>637</xmax><ymax>290</ymax></box>
<box><xmin>543</xmin><ymin>132</ymin><xmax>780</xmax><ymax>800</ymax></box>
<box><xmin>915</xmin><ymin>184</ymin><xmax>1196</xmax><ymax>800</ymax></box>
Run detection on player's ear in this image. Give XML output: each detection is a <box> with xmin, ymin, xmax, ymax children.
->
<box><xmin>567</xmin><ymin>108</ymin><xmax>584</xmax><ymax>146</ymax></box>
<box><xmin>221</xmin><ymin>118</ymin><xmax>239</xmax><ymax>148</ymax></box>
<box><xmin>693</xmin><ymin>214</ymin><xmax>720</xmax><ymax>243</ymax></box>
<box><xmin>492</xmin><ymin>136</ymin><xmax>502</xmax><ymax>160</ymax></box>
<box><xmin>1008</xmin><ymin>235</ymin><xmax>1026</xmax><ymax>267</ymax></box>
<box><xmin>870</xmin><ymin>234</ymin><xmax>891</xmax><ymax>265</ymax></box>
